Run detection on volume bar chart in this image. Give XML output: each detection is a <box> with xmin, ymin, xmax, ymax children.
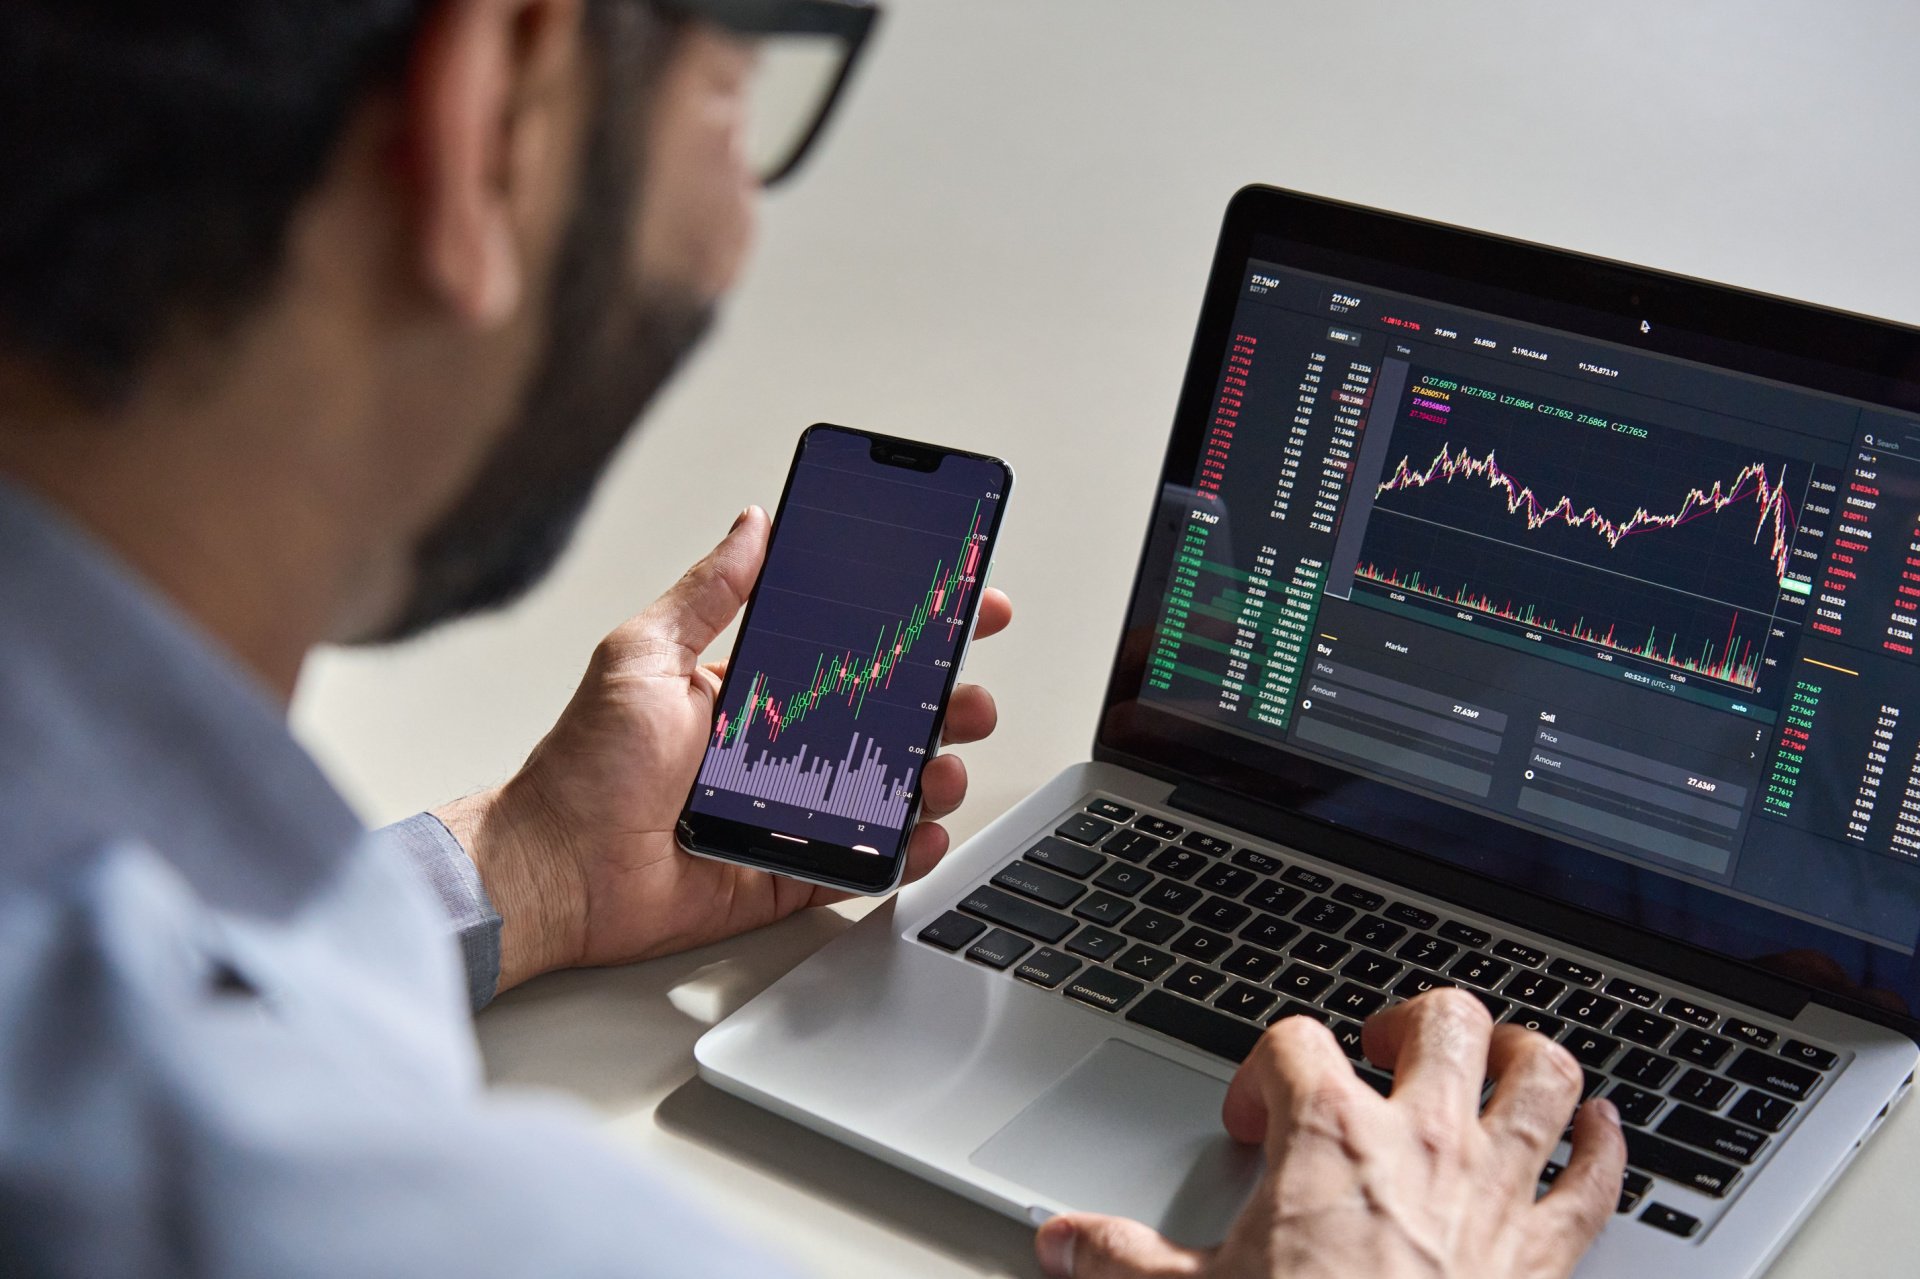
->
<box><xmin>697</xmin><ymin>730</ymin><xmax>913</xmax><ymax>828</ymax></box>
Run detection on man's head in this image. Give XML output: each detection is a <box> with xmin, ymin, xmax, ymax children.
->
<box><xmin>0</xmin><ymin>1</ymin><xmax>865</xmax><ymax>686</ymax></box>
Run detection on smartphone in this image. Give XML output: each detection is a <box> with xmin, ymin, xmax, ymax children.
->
<box><xmin>676</xmin><ymin>424</ymin><xmax>1013</xmax><ymax>894</ymax></box>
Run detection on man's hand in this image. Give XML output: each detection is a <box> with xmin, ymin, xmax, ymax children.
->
<box><xmin>1035</xmin><ymin>990</ymin><xmax>1627</xmax><ymax>1279</ymax></box>
<box><xmin>436</xmin><ymin>505</ymin><xmax>1012</xmax><ymax>991</ymax></box>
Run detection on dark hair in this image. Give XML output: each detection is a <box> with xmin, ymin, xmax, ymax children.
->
<box><xmin>0</xmin><ymin>3</ymin><xmax>434</xmax><ymax>402</ymax></box>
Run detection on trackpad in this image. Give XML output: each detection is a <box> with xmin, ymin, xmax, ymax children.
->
<box><xmin>969</xmin><ymin>1040</ymin><xmax>1261</xmax><ymax>1247</ymax></box>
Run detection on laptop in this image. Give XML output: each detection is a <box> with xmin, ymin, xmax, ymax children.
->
<box><xmin>697</xmin><ymin>185</ymin><xmax>1920</xmax><ymax>1274</ymax></box>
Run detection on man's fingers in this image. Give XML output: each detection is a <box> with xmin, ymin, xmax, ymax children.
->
<box><xmin>1480</xmin><ymin>1024</ymin><xmax>1586</xmax><ymax>1183</ymax></box>
<box><xmin>1360</xmin><ymin>987</ymin><xmax>1494</xmax><ymax>1117</ymax></box>
<box><xmin>608</xmin><ymin>507</ymin><xmax>769</xmax><ymax>674</ymax></box>
<box><xmin>942</xmin><ymin>685</ymin><xmax>997</xmax><ymax>745</ymax></box>
<box><xmin>973</xmin><ymin>588</ymin><xmax>1013</xmax><ymax>642</ymax></box>
<box><xmin>1222</xmin><ymin>1014</ymin><xmax>1369</xmax><ymax>1149</ymax></box>
<box><xmin>919</xmin><ymin>752</ymin><xmax>968</xmax><ymax>820</ymax></box>
<box><xmin>1035</xmin><ymin>1213</ymin><xmax>1207</xmax><ymax>1279</ymax></box>
<box><xmin>1532</xmin><ymin>1098</ymin><xmax>1627</xmax><ymax>1260</ymax></box>
<box><xmin>898</xmin><ymin>820</ymin><xmax>951</xmax><ymax>886</ymax></box>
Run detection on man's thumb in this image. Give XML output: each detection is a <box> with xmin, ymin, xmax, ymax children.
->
<box><xmin>1034</xmin><ymin>1213</ymin><xmax>1208</xmax><ymax>1279</ymax></box>
<box><xmin>617</xmin><ymin>506</ymin><xmax>769</xmax><ymax>669</ymax></box>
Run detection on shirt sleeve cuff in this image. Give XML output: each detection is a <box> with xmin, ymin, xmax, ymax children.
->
<box><xmin>382</xmin><ymin>811</ymin><xmax>502</xmax><ymax>1011</ymax></box>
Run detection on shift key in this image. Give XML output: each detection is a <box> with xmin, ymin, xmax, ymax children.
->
<box><xmin>960</xmin><ymin>885</ymin><xmax>1075</xmax><ymax>943</ymax></box>
<box><xmin>1623</xmin><ymin>1128</ymin><xmax>1742</xmax><ymax>1198</ymax></box>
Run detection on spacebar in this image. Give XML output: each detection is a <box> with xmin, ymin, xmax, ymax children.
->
<box><xmin>1126</xmin><ymin>990</ymin><xmax>1264</xmax><ymax>1063</ymax></box>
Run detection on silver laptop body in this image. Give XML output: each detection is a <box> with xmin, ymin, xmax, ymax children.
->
<box><xmin>699</xmin><ymin>187</ymin><xmax>1920</xmax><ymax>1277</ymax></box>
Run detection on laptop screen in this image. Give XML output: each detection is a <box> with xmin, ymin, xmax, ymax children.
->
<box><xmin>1101</xmin><ymin>187</ymin><xmax>1920</xmax><ymax>1032</ymax></box>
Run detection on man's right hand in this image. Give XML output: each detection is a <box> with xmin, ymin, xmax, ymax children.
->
<box><xmin>1034</xmin><ymin>989</ymin><xmax>1627</xmax><ymax>1279</ymax></box>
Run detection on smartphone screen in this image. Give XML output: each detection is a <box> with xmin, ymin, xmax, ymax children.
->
<box><xmin>677</xmin><ymin>424</ymin><xmax>1011</xmax><ymax>893</ymax></box>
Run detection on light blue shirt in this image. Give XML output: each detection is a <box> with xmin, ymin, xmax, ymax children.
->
<box><xmin>0</xmin><ymin>481</ymin><xmax>786</xmax><ymax>1277</ymax></box>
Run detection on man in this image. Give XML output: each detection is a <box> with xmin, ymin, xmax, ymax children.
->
<box><xmin>0</xmin><ymin>2</ymin><xmax>1625</xmax><ymax>1276</ymax></box>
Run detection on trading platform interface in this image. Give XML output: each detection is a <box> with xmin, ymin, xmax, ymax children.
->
<box><xmin>688</xmin><ymin>428</ymin><xmax>1004</xmax><ymax>856</ymax></box>
<box><xmin>1141</xmin><ymin>261</ymin><xmax>1920</xmax><ymax>953</ymax></box>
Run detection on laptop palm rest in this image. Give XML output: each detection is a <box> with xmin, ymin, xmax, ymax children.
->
<box><xmin>969</xmin><ymin>1039</ymin><xmax>1261</xmax><ymax>1247</ymax></box>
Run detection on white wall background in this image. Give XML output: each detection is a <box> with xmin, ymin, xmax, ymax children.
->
<box><xmin>293</xmin><ymin>0</ymin><xmax>1920</xmax><ymax>849</ymax></box>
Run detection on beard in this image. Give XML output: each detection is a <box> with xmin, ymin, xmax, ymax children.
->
<box><xmin>371</xmin><ymin>17</ymin><xmax>708</xmax><ymax>643</ymax></box>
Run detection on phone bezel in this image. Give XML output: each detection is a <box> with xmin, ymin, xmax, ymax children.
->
<box><xmin>675</xmin><ymin>422</ymin><xmax>1013</xmax><ymax>895</ymax></box>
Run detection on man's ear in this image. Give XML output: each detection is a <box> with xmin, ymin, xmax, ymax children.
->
<box><xmin>403</xmin><ymin>0</ymin><xmax>587</xmax><ymax>328</ymax></box>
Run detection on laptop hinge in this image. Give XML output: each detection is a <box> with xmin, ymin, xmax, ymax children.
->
<box><xmin>1167</xmin><ymin>781</ymin><xmax>1810</xmax><ymax>1020</ymax></box>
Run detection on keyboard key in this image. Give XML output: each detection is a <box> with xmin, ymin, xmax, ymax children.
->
<box><xmin>1728</xmin><ymin>1089</ymin><xmax>1795</xmax><ymax>1133</ymax></box>
<box><xmin>1332</xmin><ymin>1019</ymin><xmax>1368</xmax><ymax>1060</ymax></box>
<box><xmin>1439</xmin><ymin>920</ymin><xmax>1492</xmax><ymax>948</ymax></box>
<box><xmin>1281</xmin><ymin>866</ymin><xmax>1335</xmax><ymax>893</ymax></box>
<box><xmin>1092</xmin><ymin>861</ymin><xmax>1152</xmax><ymax>897</ymax></box>
<box><xmin>1055</xmin><ymin>813</ymin><xmax>1115</xmax><ymax>845</ymax></box>
<box><xmin>1126</xmin><ymin>989</ymin><xmax>1260</xmax><ymax>1062</ymax></box>
<box><xmin>1614</xmin><ymin>1011</ymin><xmax>1676</xmax><ymax>1050</ymax></box>
<box><xmin>1065</xmin><ymin>925</ymin><xmax>1127</xmax><ymax>962</ymax></box>
<box><xmin>1024</xmin><ymin>836</ymin><xmax>1103</xmax><ymax>879</ymax></box>
<box><xmin>1345</xmin><ymin>914</ymin><xmax>1408</xmax><ymax>950</ymax></box>
<box><xmin>1727</xmin><ymin>1048</ymin><xmax>1820</xmax><ymax>1101</ymax></box>
<box><xmin>1722</xmin><ymin>1019</ymin><xmax>1777</xmax><ymax>1050</ymax></box>
<box><xmin>1669</xmin><ymin>1068</ymin><xmax>1735</xmax><ymax>1111</ymax></box>
<box><xmin>1562</xmin><ymin>993</ymin><xmax>1622</xmax><ymax>1029</ymax></box>
<box><xmin>1084</xmin><ymin>798</ymin><xmax>1135</xmax><ymax>823</ymax></box>
<box><xmin>1504</xmin><ymin>972</ymin><xmax>1566</xmax><ymax>1009</ymax></box>
<box><xmin>1237</xmin><ymin>913</ymin><xmax>1301</xmax><ymax>952</ymax></box>
<box><xmin>1471</xmin><ymin>993</ymin><xmax>1513</xmax><ymax>1021</ymax></box>
<box><xmin>966</xmin><ymin>928</ymin><xmax>1032</xmax><ymax>970</ymax></box>
<box><xmin>1189</xmin><ymin>896</ymin><xmax>1252</xmax><ymax>933</ymax></box>
<box><xmin>1448</xmin><ymin>952</ymin><xmax>1511</xmax><ymax>990</ymax></box>
<box><xmin>1101</xmin><ymin>830</ymin><xmax>1161</xmax><ymax>864</ymax></box>
<box><xmin>1064</xmin><ymin>967</ymin><xmax>1144</xmax><ymax>1013</ymax></box>
<box><xmin>1615</xmin><ymin>1047</ymin><xmax>1677</xmax><ymax>1089</ymax></box>
<box><xmin>1563</xmin><ymin>1029</ymin><xmax>1623</xmax><ymax>1069</ymax></box>
<box><xmin>1216</xmin><ymin>981</ymin><xmax>1278</xmax><ymax>1022</ymax></box>
<box><xmin>993</xmin><ymin>860</ymin><xmax>1086</xmax><ymax>909</ymax></box>
<box><xmin>1385</xmin><ymin>902</ymin><xmax>1439</xmax><ymax>930</ymax></box>
<box><xmin>1670</xmin><ymin>1030</ymin><xmax>1734</xmax><ymax>1070</ymax></box>
<box><xmin>1782</xmin><ymin>1039</ymin><xmax>1840</xmax><ymax>1071</ymax></box>
<box><xmin>1608</xmin><ymin>1083</ymin><xmax>1664</xmax><ymax>1127</ymax></box>
<box><xmin>1332</xmin><ymin>883</ymin><xmax>1386</xmax><ymax>912</ymax></box>
<box><xmin>1114</xmin><ymin>943</ymin><xmax>1177</xmax><ymax>982</ymax></box>
<box><xmin>1221</xmin><ymin>944</ymin><xmax>1284</xmax><ymax>983</ymax></box>
<box><xmin>1275</xmin><ymin>964</ymin><xmax>1335</xmax><ymax>1001</ymax></box>
<box><xmin>1181</xmin><ymin>831</ymin><xmax>1233</xmax><ymax>856</ymax></box>
<box><xmin>1623</xmin><ymin>1170</ymin><xmax>1653</xmax><ymax>1199</ymax></box>
<box><xmin>1662</xmin><ymin>997</ymin><xmax>1718</xmax><ymax>1029</ymax></box>
<box><xmin>1296</xmin><ymin>897</ymin><xmax>1357</xmax><ymax>933</ymax></box>
<box><xmin>1134</xmin><ymin>816</ymin><xmax>1183</xmax><ymax>840</ymax></box>
<box><xmin>1623</xmin><ymin>1129</ymin><xmax>1741</xmax><ymax>1198</ymax></box>
<box><xmin>1270</xmin><ymin>1000</ymin><xmax>1331</xmax><ymax>1027</ymax></box>
<box><xmin>1291</xmin><ymin>932</ymin><xmax>1352</xmax><ymax>969</ymax></box>
<box><xmin>1548</xmin><ymin>958</ymin><xmax>1602</xmax><ymax>987</ymax></box>
<box><xmin>1393</xmin><ymin>970</ymin><xmax>1447</xmax><ymax>1001</ymax></box>
<box><xmin>1166</xmin><ymin>963</ymin><xmax>1227</xmax><ymax>1001</ymax></box>
<box><xmin>917</xmin><ymin>911</ymin><xmax>986</xmax><ymax>952</ymax></box>
<box><xmin>1395</xmin><ymin>933</ymin><xmax>1459</xmax><ymax>969</ymax></box>
<box><xmin>1658</xmin><ymin>1104</ymin><xmax>1768</xmax><ymax>1163</ymax></box>
<box><xmin>1013</xmin><ymin>947</ymin><xmax>1082</xmax><ymax>989</ymax></box>
<box><xmin>1231</xmin><ymin>848</ymin><xmax>1284</xmax><ymax>876</ymax></box>
<box><xmin>1140</xmin><ymin>880</ymin><xmax>1203</xmax><ymax>915</ymax></box>
<box><xmin>1071</xmin><ymin>891</ymin><xmax>1134</xmax><ymax>926</ymax></box>
<box><xmin>1605</xmin><ymin>978</ymin><xmax>1661</xmax><ymax>1008</ymax></box>
<box><xmin>1492</xmin><ymin>939</ymin><xmax>1547</xmax><ymax>968</ymax></box>
<box><xmin>1326</xmin><ymin>982</ymin><xmax>1388</xmax><ymax>1019</ymax></box>
<box><xmin>1507</xmin><ymin>1010</ymin><xmax>1566</xmax><ymax>1040</ymax></box>
<box><xmin>1170</xmin><ymin>926</ymin><xmax>1234</xmax><ymax>964</ymax></box>
<box><xmin>1148</xmin><ymin>847</ymin><xmax>1206</xmax><ymax>881</ymax></box>
<box><xmin>1340</xmin><ymin>949</ymin><xmax>1402</xmax><ymax>989</ymax></box>
<box><xmin>1119</xmin><ymin>908</ymin><xmax>1183</xmax><ymax>946</ymax></box>
<box><xmin>1195</xmin><ymin>863</ymin><xmax>1257</xmax><ymax>897</ymax></box>
<box><xmin>959</xmin><ymin>885</ymin><xmax>1074</xmax><ymax>943</ymax></box>
<box><xmin>1640</xmin><ymin>1203</ymin><xmax>1701</xmax><ymax>1238</ymax></box>
<box><xmin>1246</xmin><ymin>880</ymin><xmax>1308</xmax><ymax>916</ymax></box>
<box><xmin>1582</xmin><ymin>1068</ymin><xmax>1609</xmax><ymax>1100</ymax></box>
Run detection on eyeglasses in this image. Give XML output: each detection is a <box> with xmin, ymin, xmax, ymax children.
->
<box><xmin>651</xmin><ymin>0</ymin><xmax>882</xmax><ymax>188</ymax></box>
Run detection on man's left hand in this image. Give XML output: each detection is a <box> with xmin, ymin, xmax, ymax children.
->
<box><xmin>436</xmin><ymin>505</ymin><xmax>1012</xmax><ymax>992</ymax></box>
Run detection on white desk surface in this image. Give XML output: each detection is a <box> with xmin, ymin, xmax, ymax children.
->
<box><xmin>293</xmin><ymin>2</ymin><xmax>1920</xmax><ymax>1273</ymax></box>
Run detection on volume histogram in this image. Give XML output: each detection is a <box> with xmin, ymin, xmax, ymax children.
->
<box><xmin>685</xmin><ymin>428</ymin><xmax>1005</xmax><ymax>850</ymax></box>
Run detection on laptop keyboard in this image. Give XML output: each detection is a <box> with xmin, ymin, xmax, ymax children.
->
<box><xmin>913</xmin><ymin>795</ymin><xmax>1849</xmax><ymax>1241</ymax></box>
